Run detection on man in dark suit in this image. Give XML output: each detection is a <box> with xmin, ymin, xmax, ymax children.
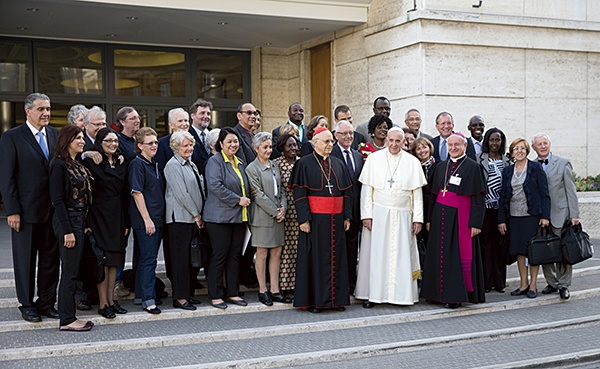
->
<box><xmin>467</xmin><ymin>115</ymin><xmax>485</xmax><ymax>158</ymax></box>
<box><xmin>333</xmin><ymin>105</ymin><xmax>365</xmax><ymax>149</ymax></box>
<box><xmin>233</xmin><ymin>102</ymin><xmax>259</xmax><ymax>288</ymax></box>
<box><xmin>155</xmin><ymin>108</ymin><xmax>190</xmax><ymax>174</ymax></box>
<box><xmin>355</xmin><ymin>97</ymin><xmax>393</xmax><ymax>143</ymax></box>
<box><xmin>332</xmin><ymin>120</ymin><xmax>364</xmax><ymax>294</ymax></box>
<box><xmin>188</xmin><ymin>98</ymin><xmax>213</xmax><ymax>174</ymax></box>
<box><xmin>272</xmin><ymin>103</ymin><xmax>306</xmax><ymax>146</ymax></box>
<box><xmin>233</xmin><ymin>102</ymin><xmax>258</xmax><ymax>165</ymax></box>
<box><xmin>404</xmin><ymin>108</ymin><xmax>433</xmax><ymax>140</ymax></box>
<box><xmin>431</xmin><ymin>111</ymin><xmax>476</xmax><ymax>161</ymax></box>
<box><xmin>0</xmin><ymin>93</ymin><xmax>60</xmax><ymax>322</ymax></box>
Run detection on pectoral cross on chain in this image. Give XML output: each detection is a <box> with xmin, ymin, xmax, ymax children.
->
<box><xmin>441</xmin><ymin>187</ymin><xmax>448</xmax><ymax>197</ymax></box>
<box><xmin>325</xmin><ymin>182</ymin><xmax>333</xmax><ymax>195</ymax></box>
<box><xmin>387</xmin><ymin>177</ymin><xmax>395</xmax><ymax>188</ymax></box>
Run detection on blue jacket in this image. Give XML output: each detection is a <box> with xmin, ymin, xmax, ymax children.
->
<box><xmin>498</xmin><ymin>159</ymin><xmax>551</xmax><ymax>223</ymax></box>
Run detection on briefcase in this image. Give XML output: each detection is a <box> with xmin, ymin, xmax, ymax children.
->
<box><xmin>527</xmin><ymin>225</ymin><xmax>562</xmax><ymax>266</ymax></box>
<box><xmin>561</xmin><ymin>220</ymin><xmax>594</xmax><ymax>265</ymax></box>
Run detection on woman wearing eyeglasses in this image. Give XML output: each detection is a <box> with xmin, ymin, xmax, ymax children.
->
<box><xmin>129</xmin><ymin>127</ymin><xmax>165</xmax><ymax>314</ymax></box>
<box><xmin>83</xmin><ymin>128</ymin><xmax>130</xmax><ymax>318</ymax></box>
<box><xmin>498</xmin><ymin>138</ymin><xmax>550</xmax><ymax>299</ymax></box>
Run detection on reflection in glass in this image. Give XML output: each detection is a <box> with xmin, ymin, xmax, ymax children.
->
<box><xmin>37</xmin><ymin>44</ymin><xmax>103</xmax><ymax>95</ymax></box>
<box><xmin>113</xmin><ymin>49</ymin><xmax>185</xmax><ymax>97</ymax></box>
<box><xmin>197</xmin><ymin>54</ymin><xmax>243</xmax><ymax>99</ymax></box>
<box><xmin>0</xmin><ymin>43</ymin><xmax>29</xmax><ymax>92</ymax></box>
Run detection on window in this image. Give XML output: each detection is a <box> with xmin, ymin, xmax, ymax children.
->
<box><xmin>197</xmin><ymin>54</ymin><xmax>244</xmax><ymax>100</ymax></box>
<box><xmin>0</xmin><ymin>42</ymin><xmax>30</xmax><ymax>92</ymax></box>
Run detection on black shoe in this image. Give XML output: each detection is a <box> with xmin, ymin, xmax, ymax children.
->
<box><xmin>485</xmin><ymin>288</ymin><xmax>492</xmax><ymax>293</ymax></box>
<box><xmin>144</xmin><ymin>306</ymin><xmax>161</xmax><ymax>314</ymax></box>
<box><xmin>510</xmin><ymin>286</ymin><xmax>530</xmax><ymax>296</ymax></box>
<box><xmin>39</xmin><ymin>307</ymin><xmax>60</xmax><ymax>319</ymax></box>
<box><xmin>527</xmin><ymin>289</ymin><xmax>537</xmax><ymax>299</ymax></box>
<box><xmin>307</xmin><ymin>306</ymin><xmax>321</xmax><ymax>314</ymax></box>
<box><xmin>210</xmin><ymin>300</ymin><xmax>227</xmax><ymax>309</ymax></box>
<box><xmin>98</xmin><ymin>305</ymin><xmax>116</xmax><ymax>319</ymax></box>
<box><xmin>189</xmin><ymin>298</ymin><xmax>202</xmax><ymax>305</ymax></box>
<box><xmin>173</xmin><ymin>300</ymin><xmax>197</xmax><ymax>310</ymax></box>
<box><xmin>333</xmin><ymin>307</ymin><xmax>346</xmax><ymax>312</ymax></box>
<box><xmin>110</xmin><ymin>301</ymin><xmax>128</xmax><ymax>314</ymax></box>
<box><xmin>362</xmin><ymin>301</ymin><xmax>375</xmax><ymax>309</ymax></box>
<box><xmin>495</xmin><ymin>288</ymin><xmax>505</xmax><ymax>293</ymax></box>
<box><xmin>271</xmin><ymin>292</ymin><xmax>292</xmax><ymax>303</ymax></box>
<box><xmin>227</xmin><ymin>298</ymin><xmax>248</xmax><ymax>306</ymax></box>
<box><xmin>21</xmin><ymin>310</ymin><xmax>42</xmax><ymax>323</ymax></box>
<box><xmin>258</xmin><ymin>292</ymin><xmax>273</xmax><ymax>306</ymax></box>
<box><xmin>444</xmin><ymin>303</ymin><xmax>461</xmax><ymax>309</ymax></box>
<box><xmin>542</xmin><ymin>285</ymin><xmax>558</xmax><ymax>294</ymax></box>
<box><xmin>76</xmin><ymin>300</ymin><xmax>91</xmax><ymax>311</ymax></box>
<box><xmin>559</xmin><ymin>287</ymin><xmax>570</xmax><ymax>300</ymax></box>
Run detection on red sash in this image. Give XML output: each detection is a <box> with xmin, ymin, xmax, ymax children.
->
<box><xmin>308</xmin><ymin>196</ymin><xmax>343</xmax><ymax>214</ymax></box>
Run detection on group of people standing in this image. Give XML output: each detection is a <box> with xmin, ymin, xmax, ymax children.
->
<box><xmin>0</xmin><ymin>93</ymin><xmax>581</xmax><ymax>333</ymax></box>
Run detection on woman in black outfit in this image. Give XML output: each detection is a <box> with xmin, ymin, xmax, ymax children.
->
<box><xmin>50</xmin><ymin>125</ymin><xmax>94</xmax><ymax>332</ymax></box>
<box><xmin>84</xmin><ymin>128</ymin><xmax>130</xmax><ymax>318</ymax></box>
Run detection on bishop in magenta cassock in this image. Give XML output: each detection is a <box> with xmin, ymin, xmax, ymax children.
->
<box><xmin>420</xmin><ymin>133</ymin><xmax>487</xmax><ymax>309</ymax></box>
<box><xmin>290</xmin><ymin>127</ymin><xmax>352</xmax><ymax>313</ymax></box>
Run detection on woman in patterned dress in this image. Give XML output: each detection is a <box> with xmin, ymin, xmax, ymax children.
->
<box><xmin>357</xmin><ymin>114</ymin><xmax>392</xmax><ymax>160</ymax></box>
<box><xmin>274</xmin><ymin>133</ymin><xmax>300</xmax><ymax>298</ymax></box>
<box><xmin>477</xmin><ymin>128</ymin><xmax>510</xmax><ymax>293</ymax></box>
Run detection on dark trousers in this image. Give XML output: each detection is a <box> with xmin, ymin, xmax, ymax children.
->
<box><xmin>167</xmin><ymin>222</ymin><xmax>195</xmax><ymax>300</ymax></box>
<box><xmin>162</xmin><ymin>225</ymin><xmax>172</xmax><ymax>282</ymax></box>
<box><xmin>134</xmin><ymin>227</ymin><xmax>162</xmax><ymax>308</ymax></box>
<box><xmin>53</xmin><ymin>212</ymin><xmax>85</xmax><ymax>326</ymax></box>
<box><xmin>12</xmin><ymin>220</ymin><xmax>58</xmax><ymax>313</ymax></box>
<box><xmin>480</xmin><ymin>209</ymin><xmax>506</xmax><ymax>290</ymax></box>
<box><xmin>205</xmin><ymin>222</ymin><xmax>245</xmax><ymax>299</ymax></box>
<box><xmin>346</xmin><ymin>220</ymin><xmax>360</xmax><ymax>293</ymax></box>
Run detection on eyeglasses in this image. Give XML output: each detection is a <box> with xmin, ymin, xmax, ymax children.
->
<box><xmin>142</xmin><ymin>141</ymin><xmax>159</xmax><ymax>146</ymax></box>
<box><xmin>512</xmin><ymin>146</ymin><xmax>527</xmax><ymax>152</ymax></box>
<box><xmin>90</xmin><ymin>121</ymin><xmax>107</xmax><ymax>127</ymax></box>
<box><xmin>240</xmin><ymin>110</ymin><xmax>259</xmax><ymax>116</ymax></box>
<box><xmin>336</xmin><ymin>131</ymin><xmax>353</xmax><ymax>136</ymax></box>
<box><xmin>406</xmin><ymin>118</ymin><xmax>421</xmax><ymax>122</ymax></box>
<box><xmin>126</xmin><ymin>116</ymin><xmax>141</xmax><ymax>121</ymax></box>
<box><xmin>103</xmin><ymin>139</ymin><xmax>119</xmax><ymax>144</ymax></box>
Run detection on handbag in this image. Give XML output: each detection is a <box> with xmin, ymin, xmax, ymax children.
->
<box><xmin>527</xmin><ymin>225</ymin><xmax>562</xmax><ymax>266</ymax></box>
<box><xmin>86</xmin><ymin>230</ymin><xmax>106</xmax><ymax>284</ymax></box>
<box><xmin>561</xmin><ymin>220</ymin><xmax>594</xmax><ymax>265</ymax></box>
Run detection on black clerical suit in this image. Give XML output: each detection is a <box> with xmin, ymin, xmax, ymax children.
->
<box><xmin>431</xmin><ymin>135</ymin><xmax>476</xmax><ymax>161</ymax></box>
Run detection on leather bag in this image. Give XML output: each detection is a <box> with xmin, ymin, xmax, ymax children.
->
<box><xmin>561</xmin><ymin>220</ymin><xmax>594</xmax><ymax>265</ymax></box>
<box><xmin>527</xmin><ymin>225</ymin><xmax>562</xmax><ymax>266</ymax></box>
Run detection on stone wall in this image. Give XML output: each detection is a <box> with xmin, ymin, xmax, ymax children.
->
<box><xmin>253</xmin><ymin>0</ymin><xmax>600</xmax><ymax>175</ymax></box>
<box><xmin>577</xmin><ymin>192</ymin><xmax>600</xmax><ymax>238</ymax></box>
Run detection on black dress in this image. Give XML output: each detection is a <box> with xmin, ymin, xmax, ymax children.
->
<box><xmin>84</xmin><ymin>156</ymin><xmax>129</xmax><ymax>265</ymax></box>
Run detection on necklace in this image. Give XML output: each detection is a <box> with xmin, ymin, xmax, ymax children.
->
<box><xmin>441</xmin><ymin>157</ymin><xmax>465</xmax><ymax>197</ymax></box>
<box><xmin>386</xmin><ymin>151</ymin><xmax>402</xmax><ymax>188</ymax></box>
<box><xmin>514</xmin><ymin>163</ymin><xmax>527</xmax><ymax>179</ymax></box>
<box><xmin>371</xmin><ymin>140</ymin><xmax>386</xmax><ymax>150</ymax></box>
<box><xmin>313</xmin><ymin>152</ymin><xmax>333</xmax><ymax>194</ymax></box>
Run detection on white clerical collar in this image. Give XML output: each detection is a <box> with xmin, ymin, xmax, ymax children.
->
<box><xmin>450</xmin><ymin>153</ymin><xmax>466</xmax><ymax>162</ymax></box>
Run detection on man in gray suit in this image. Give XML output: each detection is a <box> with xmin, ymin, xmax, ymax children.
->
<box><xmin>404</xmin><ymin>108</ymin><xmax>432</xmax><ymax>140</ymax></box>
<box><xmin>532</xmin><ymin>133</ymin><xmax>580</xmax><ymax>300</ymax></box>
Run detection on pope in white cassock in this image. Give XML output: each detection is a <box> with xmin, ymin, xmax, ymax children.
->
<box><xmin>355</xmin><ymin>127</ymin><xmax>427</xmax><ymax>308</ymax></box>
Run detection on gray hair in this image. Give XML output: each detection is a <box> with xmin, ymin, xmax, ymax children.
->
<box><xmin>252</xmin><ymin>131</ymin><xmax>272</xmax><ymax>149</ymax></box>
<box><xmin>67</xmin><ymin>104</ymin><xmax>88</xmax><ymax>125</ymax></box>
<box><xmin>168</xmin><ymin>107</ymin><xmax>187</xmax><ymax>123</ymax></box>
<box><xmin>334</xmin><ymin>120</ymin><xmax>353</xmax><ymax>132</ymax></box>
<box><xmin>24</xmin><ymin>93</ymin><xmax>50</xmax><ymax>110</ymax></box>
<box><xmin>206</xmin><ymin>128</ymin><xmax>220</xmax><ymax>153</ymax></box>
<box><xmin>169</xmin><ymin>130</ymin><xmax>195</xmax><ymax>153</ymax></box>
<box><xmin>404</xmin><ymin>108</ymin><xmax>420</xmax><ymax>121</ymax></box>
<box><xmin>531</xmin><ymin>132</ymin><xmax>551</xmax><ymax>146</ymax></box>
<box><xmin>85</xmin><ymin>106</ymin><xmax>106</xmax><ymax>125</ymax></box>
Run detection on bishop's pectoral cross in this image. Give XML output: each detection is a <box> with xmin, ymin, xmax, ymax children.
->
<box><xmin>387</xmin><ymin>177</ymin><xmax>395</xmax><ymax>188</ymax></box>
<box><xmin>325</xmin><ymin>182</ymin><xmax>333</xmax><ymax>195</ymax></box>
<box><xmin>441</xmin><ymin>187</ymin><xmax>448</xmax><ymax>197</ymax></box>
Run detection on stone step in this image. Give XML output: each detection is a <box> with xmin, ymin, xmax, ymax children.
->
<box><xmin>1</xmin><ymin>292</ymin><xmax>599</xmax><ymax>368</ymax></box>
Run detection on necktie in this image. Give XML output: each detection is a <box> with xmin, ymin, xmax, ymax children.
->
<box><xmin>200</xmin><ymin>131</ymin><xmax>206</xmax><ymax>145</ymax></box>
<box><xmin>440</xmin><ymin>139</ymin><xmax>447</xmax><ymax>161</ymax></box>
<box><xmin>37</xmin><ymin>131</ymin><xmax>49</xmax><ymax>160</ymax></box>
<box><xmin>344</xmin><ymin>149</ymin><xmax>355</xmax><ymax>179</ymax></box>
<box><xmin>538</xmin><ymin>158</ymin><xmax>548</xmax><ymax>165</ymax></box>
<box><xmin>298</xmin><ymin>124</ymin><xmax>304</xmax><ymax>143</ymax></box>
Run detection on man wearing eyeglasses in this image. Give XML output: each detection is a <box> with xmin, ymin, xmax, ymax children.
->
<box><xmin>404</xmin><ymin>109</ymin><xmax>432</xmax><ymax>140</ymax></box>
<box><xmin>233</xmin><ymin>103</ymin><xmax>259</xmax><ymax>165</ymax></box>
<box><xmin>116</xmin><ymin>107</ymin><xmax>141</xmax><ymax>163</ymax></box>
<box><xmin>81</xmin><ymin>106</ymin><xmax>108</xmax><ymax>165</ymax></box>
<box><xmin>332</xmin><ymin>121</ymin><xmax>364</xmax><ymax>295</ymax></box>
